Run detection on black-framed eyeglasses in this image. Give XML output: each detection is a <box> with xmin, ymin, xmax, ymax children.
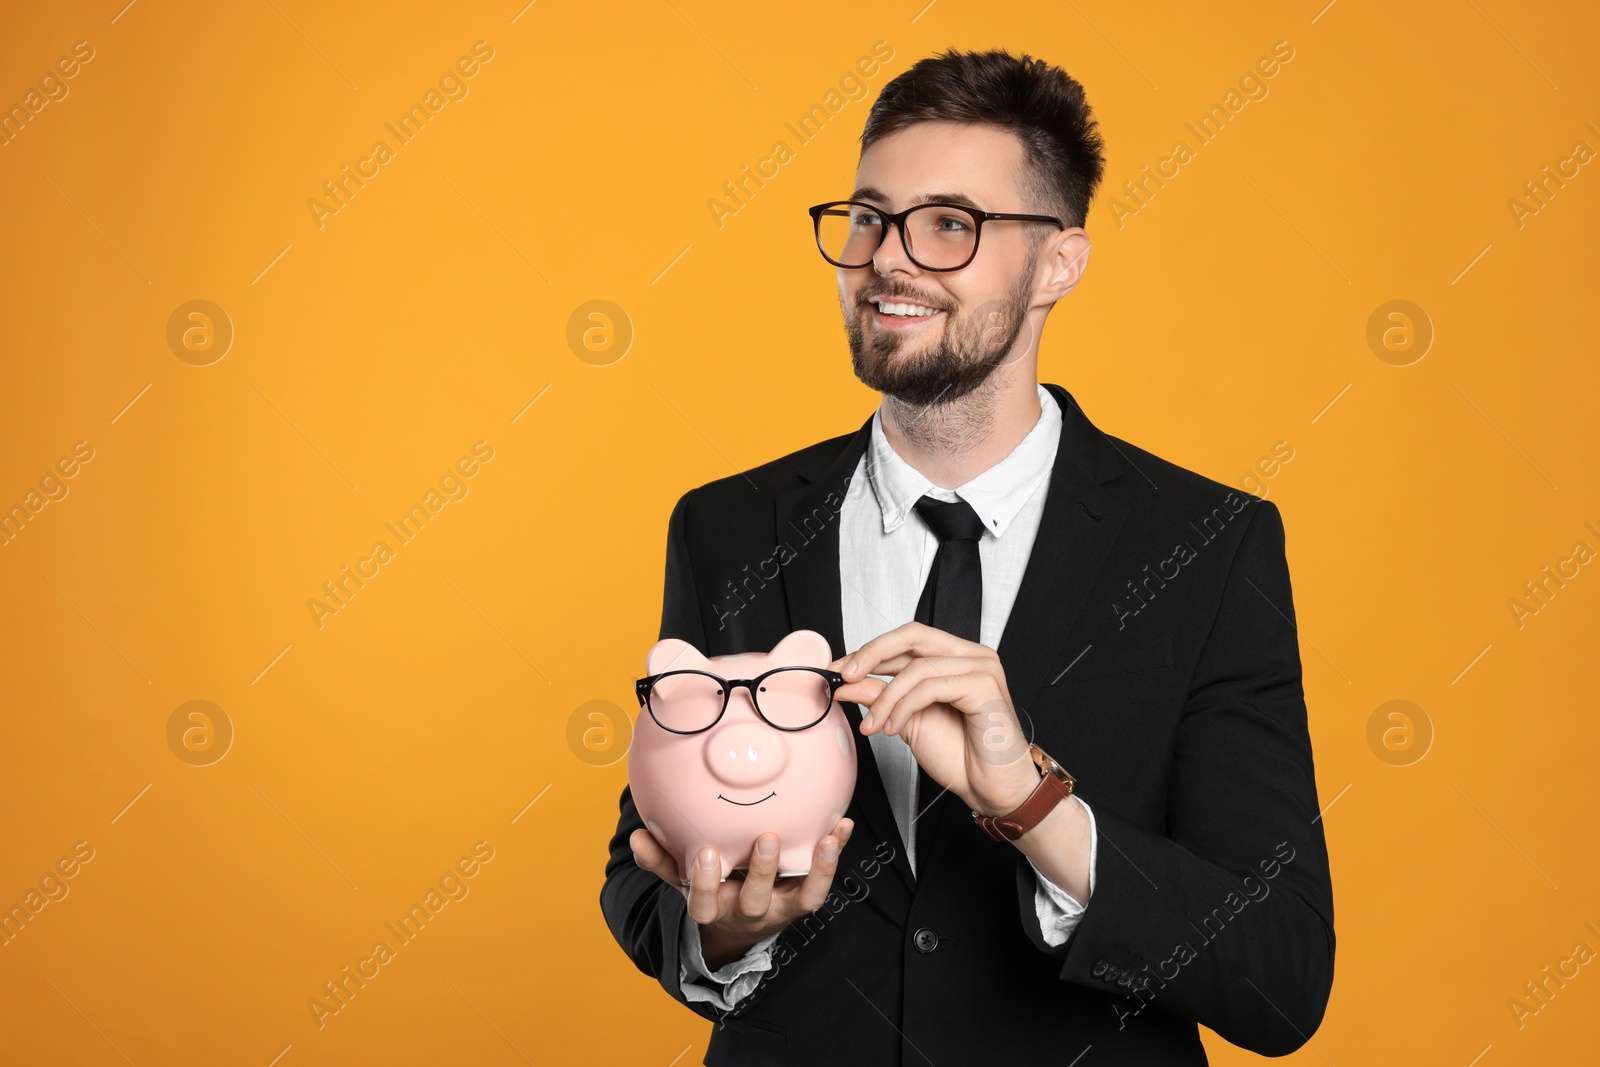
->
<box><xmin>807</xmin><ymin>199</ymin><xmax>1065</xmax><ymax>272</ymax></box>
<box><xmin>634</xmin><ymin>666</ymin><xmax>845</xmax><ymax>735</ymax></box>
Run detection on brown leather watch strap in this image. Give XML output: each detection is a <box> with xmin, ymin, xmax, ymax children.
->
<box><xmin>971</xmin><ymin>743</ymin><xmax>1076</xmax><ymax>843</ymax></box>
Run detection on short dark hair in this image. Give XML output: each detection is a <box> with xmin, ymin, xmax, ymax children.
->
<box><xmin>859</xmin><ymin>48</ymin><xmax>1106</xmax><ymax>234</ymax></box>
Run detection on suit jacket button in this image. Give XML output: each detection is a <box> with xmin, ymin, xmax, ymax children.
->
<box><xmin>1092</xmin><ymin>960</ymin><xmax>1109</xmax><ymax>977</ymax></box>
<box><xmin>913</xmin><ymin>927</ymin><xmax>938</xmax><ymax>954</ymax></box>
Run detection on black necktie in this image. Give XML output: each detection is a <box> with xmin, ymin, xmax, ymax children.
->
<box><xmin>909</xmin><ymin>495</ymin><xmax>985</xmax><ymax>869</ymax></box>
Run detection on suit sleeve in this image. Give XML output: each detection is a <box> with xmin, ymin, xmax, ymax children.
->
<box><xmin>1019</xmin><ymin>498</ymin><xmax>1335</xmax><ymax>1056</ymax></box>
<box><xmin>598</xmin><ymin>490</ymin><xmax>723</xmax><ymax>1023</ymax></box>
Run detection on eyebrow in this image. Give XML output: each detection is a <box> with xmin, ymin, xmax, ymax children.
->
<box><xmin>848</xmin><ymin>186</ymin><xmax>984</xmax><ymax>211</ymax></box>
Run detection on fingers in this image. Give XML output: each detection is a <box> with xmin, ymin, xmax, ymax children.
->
<box><xmin>738</xmin><ymin>816</ymin><xmax>854</xmax><ymax>923</ymax></box>
<box><xmin>878</xmin><ymin>674</ymin><xmax>991</xmax><ymax>737</ymax></box>
<box><xmin>791</xmin><ymin>820</ymin><xmax>852</xmax><ymax>914</ymax></box>
<box><xmin>836</xmin><ymin>622</ymin><xmax>986</xmax><ymax>682</ymax></box>
<box><xmin>630</xmin><ymin>827</ymin><xmax>682</xmax><ymax>886</ymax></box>
<box><xmin>848</xmin><ymin>647</ymin><xmax>997</xmax><ymax>678</ymax></box>
<box><xmin>862</xmin><ymin>656</ymin><xmax>986</xmax><ymax>733</ymax></box>
<box><xmin>737</xmin><ymin>833</ymin><xmax>781</xmax><ymax>919</ymax></box>
<box><xmin>686</xmin><ymin>845</ymin><xmax>724</xmax><ymax>925</ymax></box>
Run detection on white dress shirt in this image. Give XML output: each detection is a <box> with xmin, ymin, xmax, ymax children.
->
<box><xmin>679</xmin><ymin>383</ymin><xmax>1099</xmax><ymax>1011</ymax></box>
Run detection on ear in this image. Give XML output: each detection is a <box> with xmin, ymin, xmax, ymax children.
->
<box><xmin>645</xmin><ymin>638</ymin><xmax>709</xmax><ymax>676</ymax></box>
<box><xmin>765</xmin><ymin>629</ymin><xmax>831</xmax><ymax>668</ymax></box>
<box><xmin>1043</xmin><ymin>229</ymin><xmax>1091</xmax><ymax>299</ymax></box>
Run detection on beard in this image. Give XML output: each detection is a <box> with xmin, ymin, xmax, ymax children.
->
<box><xmin>846</xmin><ymin>260</ymin><xmax>1036</xmax><ymax>407</ymax></box>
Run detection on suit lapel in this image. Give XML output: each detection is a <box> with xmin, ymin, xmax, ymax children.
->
<box><xmin>775</xmin><ymin>414</ymin><xmax>918</xmax><ymax>894</ymax></box>
<box><xmin>914</xmin><ymin>383</ymin><xmax>1132</xmax><ymax>882</ymax></box>
<box><xmin>996</xmin><ymin>383</ymin><xmax>1131</xmax><ymax>712</ymax></box>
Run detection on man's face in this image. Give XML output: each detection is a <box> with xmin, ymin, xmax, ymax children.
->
<box><xmin>838</xmin><ymin>121</ymin><xmax>1047</xmax><ymax>406</ymax></box>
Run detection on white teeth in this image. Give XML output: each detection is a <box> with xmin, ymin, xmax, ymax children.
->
<box><xmin>877</xmin><ymin>302</ymin><xmax>939</xmax><ymax>317</ymax></box>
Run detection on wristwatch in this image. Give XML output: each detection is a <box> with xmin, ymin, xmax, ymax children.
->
<box><xmin>971</xmin><ymin>743</ymin><xmax>1076</xmax><ymax>843</ymax></box>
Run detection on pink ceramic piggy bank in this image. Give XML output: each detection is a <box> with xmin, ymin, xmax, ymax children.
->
<box><xmin>629</xmin><ymin>630</ymin><xmax>857</xmax><ymax>882</ymax></box>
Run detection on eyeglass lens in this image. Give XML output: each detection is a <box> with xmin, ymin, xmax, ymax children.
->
<box><xmin>646</xmin><ymin>669</ymin><xmax>834</xmax><ymax>732</ymax></box>
<box><xmin>817</xmin><ymin>203</ymin><xmax>977</xmax><ymax>269</ymax></box>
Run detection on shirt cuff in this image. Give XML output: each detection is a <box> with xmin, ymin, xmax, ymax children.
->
<box><xmin>678</xmin><ymin>914</ymin><xmax>781</xmax><ymax>1012</ymax></box>
<box><xmin>1027</xmin><ymin>795</ymin><xmax>1098</xmax><ymax>948</ymax></box>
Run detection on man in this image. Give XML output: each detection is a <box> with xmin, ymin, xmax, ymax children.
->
<box><xmin>601</xmin><ymin>47</ymin><xmax>1334</xmax><ymax>1065</ymax></box>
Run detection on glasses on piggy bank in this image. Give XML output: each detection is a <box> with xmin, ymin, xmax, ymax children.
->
<box><xmin>634</xmin><ymin>666</ymin><xmax>846</xmax><ymax>735</ymax></box>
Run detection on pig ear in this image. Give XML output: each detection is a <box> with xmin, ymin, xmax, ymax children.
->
<box><xmin>766</xmin><ymin>629</ymin><xmax>831</xmax><ymax>668</ymax></box>
<box><xmin>646</xmin><ymin>638</ymin><xmax>709</xmax><ymax>676</ymax></box>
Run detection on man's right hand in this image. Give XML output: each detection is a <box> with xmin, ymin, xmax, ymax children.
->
<box><xmin>630</xmin><ymin>818</ymin><xmax>855</xmax><ymax>971</ymax></box>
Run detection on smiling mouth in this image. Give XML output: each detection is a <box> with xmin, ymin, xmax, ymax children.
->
<box><xmin>717</xmin><ymin>791</ymin><xmax>776</xmax><ymax>806</ymax></box>
<box><xmin>866</xmin><ymin>299</ymin><xmax>946</xmax><ymax>330</ymax></box>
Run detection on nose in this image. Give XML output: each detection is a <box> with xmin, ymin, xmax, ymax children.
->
<box><xmin>703</xmin><ymin>717</ymin><xmax>790</xmax><ymax>788</ymax></box>
<box><xmin>872</xmin><ymin>219</ymin><xmax>918</xmax><ymax>276</ymax></box>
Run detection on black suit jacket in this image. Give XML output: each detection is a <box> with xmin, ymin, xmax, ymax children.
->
<box><xmin>601</xmin><ymin>383</ymin><xmax>1335</xmax><ymax>1066</ymax></box>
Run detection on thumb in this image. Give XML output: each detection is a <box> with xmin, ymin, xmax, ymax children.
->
<box><xmin>835</xmin><ymin>676</ymin><xmax>887</xmax><ymax>707</ymax></box>
<box><xmin>630</xmin><ymin>827</ymin><xmax>682</xmax><ymax>885</ymax></box>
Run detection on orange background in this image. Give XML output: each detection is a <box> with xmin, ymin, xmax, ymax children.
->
<box><xmin>2</xmin><ymin>1</ymin><xmax>1597</xmax><ymax>1064</ymax></box>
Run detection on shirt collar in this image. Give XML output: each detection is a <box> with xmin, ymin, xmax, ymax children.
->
<box><xmin>863</xmin><ymin>383</ymin><xmax>1061</xmax><ymax>538</ymax></box>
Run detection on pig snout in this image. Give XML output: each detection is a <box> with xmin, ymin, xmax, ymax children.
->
<box><xmin>704</xmin><ymin>722</ymin><xmax>791</xmax><ymax>788</ymax></box>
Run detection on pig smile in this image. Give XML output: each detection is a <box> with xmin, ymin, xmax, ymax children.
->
<box><xmin>718</xmin><ymin>791</ymin><xmax>776</xmax><ymax>806</ymax></box>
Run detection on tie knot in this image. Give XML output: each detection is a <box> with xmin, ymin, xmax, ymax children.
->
<box><xmin>914</xmin><ymin>495</ymin><xmax>986</xmax><ymax>543</ymax></box>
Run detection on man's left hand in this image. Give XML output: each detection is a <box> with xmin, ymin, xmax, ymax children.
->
<box><xmin>832</xmin><ymin>622</ymin><xmax>1042</xmax><ymax>818</ymax></box>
